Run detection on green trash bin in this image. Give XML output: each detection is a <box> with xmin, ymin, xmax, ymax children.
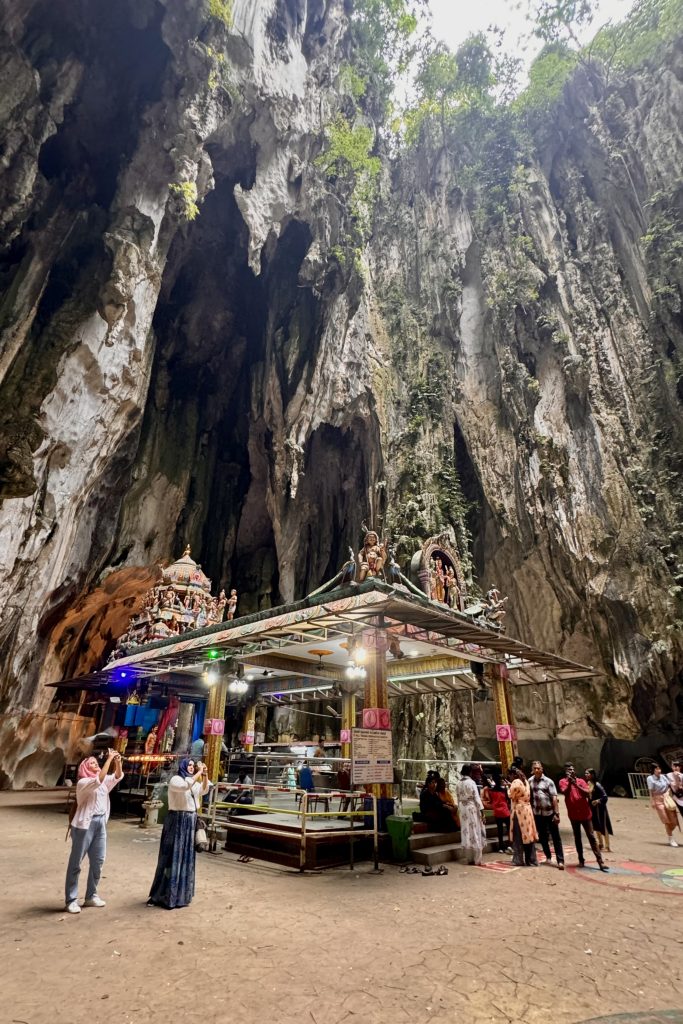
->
<box><xmin>386</xmin><ymin>814</ymin><xmax>413</xmax><ymax>862</ymax></box>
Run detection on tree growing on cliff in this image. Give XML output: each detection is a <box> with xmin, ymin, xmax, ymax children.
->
<box><xmin>405</xmin><ymin>33</ymin><xmax>495</xmax><ymax>148</ymax></box>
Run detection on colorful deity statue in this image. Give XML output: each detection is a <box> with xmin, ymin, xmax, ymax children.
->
<box><xmin>445</xmin><ymin>565</ymin><xmax>459</xmax><ymax>608</ymax></box>
<box><xmin>484</xmin><ymin>586</ymin><xmax>508</xmax><ymax>624</ymax></box>
<box><xmin>227</xmin><ymin>589</ymin><xmax>238</xmax><ymax>620</ymax></box>
<box><xmin>431</xmin><ymin>556</ymin><xmax>446</xmax><ymax>603</ymax></box>
<box><xmin>145</xmin><ymin>726</ymin><xmax>158</xmax><ymax>755</ymax></box>
<box><xmin>358</xmin><ymin>530</ymin><xmax>387</xmax><ymax>583</ymax></box>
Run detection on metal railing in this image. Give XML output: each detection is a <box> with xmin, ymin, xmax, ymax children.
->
<box><xmin>221</xmin><ymin>751</ymin><xmax>351</xmax><ymax>791</ymax></box>
<box><xmin>205</xmin><ymin>782</ymin><xmax>379</xmax><ymax>871</ymax></box>
<box><xmin>628</xmin><ymin>772</ymin><xmax>651</xmax><ymax>799</ymax></box>
<box><xmin>397</xmin><ymin>758</ymin><xmax>502</xmax><ymax>802</ymax></box>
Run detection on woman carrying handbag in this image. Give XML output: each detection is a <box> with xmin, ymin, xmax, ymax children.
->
<box><xmin>667</xmin><ymin>759</ymin><xmax>683</xmax><ymax>827</ymax></box>
<box><xmin>148</xmin><ymin>757</ymin><xmax>211</xmax><ymax>908</ymax></box>
<box><xmin>646</xmin><ymin>765</ymin><xmax>679</xmax><ymax>847</ymax></box>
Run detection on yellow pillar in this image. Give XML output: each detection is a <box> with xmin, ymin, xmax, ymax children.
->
<box><xmin>489</xmin><ymin>662</ymin><xmax>518</xmax><ymax>774</ymax></box>
<box><xmin>205</xmin><ymin>675</ymin><xmax>227</xmax><ymax>783</ymax></box>
<box><xmin>241</xmin><ymin>703</ymin><xmax>256</xmax><ymax>753</ymax></box>
<box><xmin>362</xmin><ymin>622</ymin><xmax>390</xmax><ymax>799</ymax></box>
<box><xmin>340</xmin><ymin>691</ymin><xmax>356</xmax><ymax>759</ymax></box>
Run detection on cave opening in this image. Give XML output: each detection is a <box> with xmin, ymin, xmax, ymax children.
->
<box><xmin>453</xmin><ymin>418</ymin><xmax>486</xmax><ymax>577</ymax></box>
<box><xmin>122</xmin><ymin>158</ymin><xmax>334</xmax><ymax>614</ymax></box>
<box><xmin>33</xmin><ymin>0</ymin><xmax>170</xmax><ymax>210</ymax></box>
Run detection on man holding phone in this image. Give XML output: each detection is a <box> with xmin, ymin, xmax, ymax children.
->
<box><xmin>559</xmin><ymin>762</ymin><xmax>608</xmax><ymax>871</ymax></box>
<box><xmin>529</xmin><ymin>760</ymin><xmax>564</xmax><ymax>869</ymax></box>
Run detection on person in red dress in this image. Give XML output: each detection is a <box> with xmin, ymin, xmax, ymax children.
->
<box><xmin>482</xmin><ymin>770</ymin><xmax>511</xmax><ymax>853</ymax></box>
<box><xmin>558</xmin><ymin>763</ymin><xmax>608</xmax><ymax>871</ymax></box>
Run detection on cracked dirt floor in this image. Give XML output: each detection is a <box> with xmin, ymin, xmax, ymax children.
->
<box><xmin>2</xmin><ymin>793</ymin><xmax>683</xmax><ymax>1024</ymax></box>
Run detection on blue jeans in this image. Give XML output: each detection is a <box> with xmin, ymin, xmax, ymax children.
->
<box><xmin>65</xmin><ymin>816</ymin><xmax>107</xmax><ymax>904</ymax></box>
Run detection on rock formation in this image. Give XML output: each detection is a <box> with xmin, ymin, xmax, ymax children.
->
<box><xmin>0</xmin><ymin>0</ymin><xmax>681</xmax><ymax>784</ymax></box>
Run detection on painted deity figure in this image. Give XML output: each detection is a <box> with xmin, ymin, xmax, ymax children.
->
<box><xmin>227</xmin><ymin>589</ymin><xmax>238</xmax><ymax>620</ymax></box>
<box><xmin>484</xmin><ymin>586</ymin><xmax>508</xmax><ymax>624</ymax></box>
<box><xmin>217</xmin><ymin>589</ymin><xmax>228</xmax><ymax>621</ymax></box>
<box><xmin>357</xmin><ymin>531</ymin><xmax>387</xmax><ymax>583</ymax></box>
<box><xmin>445</xmin><ymin>565</ymin><xmax>459</xmax><ymax>608</ymax></box>
<box><xmin>145</xmin><ymin>726</ymin><xmax>158</xmax><ymax>755</ymax></box>
<box><xmin>431</xmin><ymin>557</ymin><xmax>446</xmax><ymax>603</ymax></box>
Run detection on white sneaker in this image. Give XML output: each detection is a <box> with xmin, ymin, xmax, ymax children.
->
<box><xmin>669</xmin><ymin>838</ymin><xmax>679</xmax><ymax>848</ymax></box>
<box><xmin>66</xmin><ymin>901</ymin><xmax>81</xmax><ymax>914</ymax></box>
<box><xmin>83</xmin><ymin>895</ymin><xmax>106</xmax><ymax>907</ymax></box>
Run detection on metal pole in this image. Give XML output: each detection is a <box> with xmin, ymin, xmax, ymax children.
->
<box><xmin>372</xmin><ymin>793</ymin><xmax>380</xmax><ymax>872</ymax></box>
<box><xmin>349</xmin><ymin>793</ymin><xmax>355</xmax><ymax>870</ymax></box>
<box><xmin>299</xmin><ymin>791</ymin><xmax>308</xmax><ymax>872</ymax></box>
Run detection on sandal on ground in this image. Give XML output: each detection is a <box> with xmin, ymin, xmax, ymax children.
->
<box><xmin>435</xmin><ymin>865</ymin><xmax>448</xmax><ymax>875</ymax></box>
<box><xmin>421</xmin><ymin>866</ymin><xmax>434</xmax><ymax>876</ymax></box>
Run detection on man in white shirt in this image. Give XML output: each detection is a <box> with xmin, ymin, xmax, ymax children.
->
<box><xmin>64</xmin><ymin>748</ymin><xmax>123</xmax><ymax>913</ymax></box>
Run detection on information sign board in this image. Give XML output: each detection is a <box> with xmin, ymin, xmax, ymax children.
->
<box><xmin>351</xmin><ymin>727</ymin><xmax>393</xmax><ymax>784</ymax></box>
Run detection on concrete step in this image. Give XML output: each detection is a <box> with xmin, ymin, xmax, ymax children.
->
<box><xmin>412</xmin><ymin>839</ymin><xmax>498</xmax><ymax>867</ymax></box>
<box><xmin>409</xmin><ymin>830</ymin><xmax>458</xmax><ymax>851</ymax></box>
<box><xmin>409</xmin><ymin>824</ymin><xmax>498</xmax><ymax>852</ymax></box>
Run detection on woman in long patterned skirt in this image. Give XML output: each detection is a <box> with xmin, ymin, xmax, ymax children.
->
<box><xmin>455</xmin><ymin>764</ymin><xmax>485</xmax><ymax>865</ymax></box>
<box><xmin>148</xmin><ymin>757</ymin><xmax>210</xmax><ymax>908</ymax></box>
<box><xmin>508</xmin><ymin>768</ymin><xmax>538</xmax><ymax>866</ymax></box>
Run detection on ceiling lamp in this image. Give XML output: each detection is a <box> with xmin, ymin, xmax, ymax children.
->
<box><xmin>345</xmin><ymin>662</ymin><xmax>367</xmax><ymax>680</ymax></box>
<box><xmin>308</xmin><ymin>648</ymin><xmax>333</xmax><ymax>670</ymax></box>
<box><xmin>228</xmin><ymin>678</ymin><xmax>249</xmax><ymax>695</ymax></box>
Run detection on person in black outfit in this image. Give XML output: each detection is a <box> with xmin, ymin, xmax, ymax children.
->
<box><xmin>419</xmin><ymin>775</ymin><xmax>457</xmax><ymax>832</ymax></box>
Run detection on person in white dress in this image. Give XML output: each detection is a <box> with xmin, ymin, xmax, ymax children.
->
<box><xmin>455</xmin><ymin>764</ymin><xmax>485</xmax><ymax>865</ymax></box>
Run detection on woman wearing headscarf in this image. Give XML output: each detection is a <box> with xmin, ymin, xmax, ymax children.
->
<box><xmin>148</xmin><ymin>757</ymin><xmax>210</xmax><ymax>908</ymax></box>
<box><xmin>585</xmin><ymin>769</ymin><xmax>613</xmax><ymax>852</ymax></box>
<box><xmin>65</xmin><ymin>748</ymin><xmax>123</xmax><ymax>914</ymax></box>
<box><xmin>455</xmin><ymin>764</ymin><xmax>485</xmax><ymax>865</ymax></box>
<box><xmin>647</xmin><ymin>765</ymin><xmax>679</xmax><ymax>847</ymax></box>
<box><xmin>508</xmin><ymin>767</ymin><xmax>538</xmax><ymax>867</ymax></box>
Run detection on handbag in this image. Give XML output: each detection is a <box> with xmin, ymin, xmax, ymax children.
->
<box><xmin>663</xmin><ymin>790</ymin><xmax>677</xmax><ymax>813</ymax></box>
<box><xmin>187</xmin><ymin>779</ymin><xmax>210</xmax><ymax>851</ymax></box>
<box><xmin>195</xmin><ymin>816</ymin><xmax>209</xmax><ymax>852</ymax></box>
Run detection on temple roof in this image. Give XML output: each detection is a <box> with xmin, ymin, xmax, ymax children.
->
<box><xmin>162</xmin><ymin>545</ymin><xmax>211</xmax><ymax>591</ymax></box>
<box><xmin>50</xmin><ymin>579</ymin><xmax>600</xmax><ymax>703</ymax></box>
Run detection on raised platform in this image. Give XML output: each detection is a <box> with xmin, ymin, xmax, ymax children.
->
<box><xmin>218</xmin><ymin>810</ymin><xmax>376</xmax><ymax>870</ymax></box>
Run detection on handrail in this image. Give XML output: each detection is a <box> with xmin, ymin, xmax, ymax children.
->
<box><xmin>397</xmin><ymin>758</ymin><xmax>501</xmax><ymax>766</ymax></box>
<box><xmin>204</xmin><ymin>781</ymin><xmax>379</xmax><ymax>872</ymax></box>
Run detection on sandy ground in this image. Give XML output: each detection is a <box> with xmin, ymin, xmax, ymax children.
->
<box><xmin>2</xmin><ymin>793</ymin><xmax>683</xmax><ymax>1024</ymax></box>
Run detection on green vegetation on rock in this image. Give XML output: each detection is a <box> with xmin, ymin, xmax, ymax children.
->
<box><xmin>206</xmin><ymin>0</ymin><xmax>233</xmax><ymax>28</ymax></box>
<box><xmin>169</xmin><ymin>181</ymin><xmax>199</xmax><ymax>221</ymax></box>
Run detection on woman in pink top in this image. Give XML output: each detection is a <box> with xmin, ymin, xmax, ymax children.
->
<box><xmin>64</xmin><ymin>749</ymin><xmax>123</xmax><ymax>914</ymax></box>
